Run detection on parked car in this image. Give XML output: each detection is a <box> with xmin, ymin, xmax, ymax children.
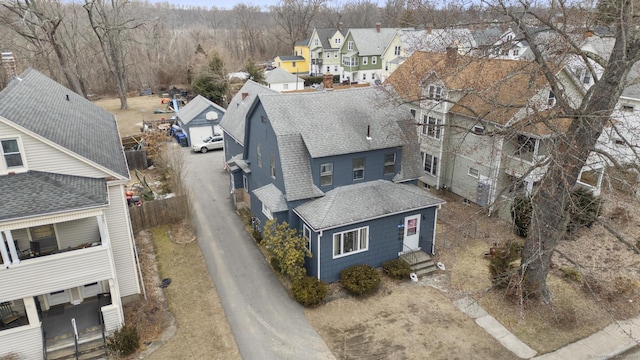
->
<box><xmin>191</xmin><ymin>135</ymin><xmax>223</xmax><ymax>153</ymax></box>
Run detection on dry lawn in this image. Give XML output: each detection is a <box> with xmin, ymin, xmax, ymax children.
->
<box><xmin>93</xmin><ymin>95</ymin><xmax>168</xmax><ymax>137</ymax></box>
<box><xmin>125</xmin><ymin>225</ymin><xmax>240</xmax><ymax>360</ymax></box>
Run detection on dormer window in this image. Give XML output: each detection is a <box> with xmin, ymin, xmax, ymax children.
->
<box><xmin>1</xmin><ymin>139</ymin><xmax>23</xmax><ymax>168</ymax></box>
<box><xmin>428</xmin><ymin>85</ymin><xmax>442</xmax><ymax>101</ymax></box>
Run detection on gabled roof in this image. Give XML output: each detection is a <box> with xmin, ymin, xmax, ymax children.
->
<box><xmin>177</xmin><ymin>95</ymin><xmax>225</xmax><ymax>125</ymax></box>
<box><xmin>294</xmin><ymin>180</ymin><xmax>444</xmax><ymax>231</ymax></box>
<box><xmin>347</xmin><ymin>28</ymin><xmax>401</xmax><ymax>56</ymax></box>
<box><xmin>386</xmin><ymin>51</ymin><xmax>550</xmax><ymax>126</ymax></box>
<box><xmin>219</xmin><ymin>80</ymin><xmax>279</xmax><ymax>145</ymax></box>
<box><xmin>265</xmin><ymin>67</ymin><xmax>302</xmax><ymax>85</ymax></box>
<box><xmin>0</xmin><ymin>171</ymin><xmax>108</xmax><ymax>221</ymax></box>
<box><xmin>258</xmin><ymin>87</ymin><xmax>407</xmax><ymax>158</ymax></box>
<box><xmin>295</xmin><ymin>38</ymin><xmax>310</xmax><ymax>46</ymax></box>
<box><xmin>315</xmin><ymin>28</ymin><xmax>349</xmax><ymax>49</ymax></box>
<box><xmin>471</xmin><ymin>26</ymin><xmax>503</xmax><ymax>47</ymax></box>
<box><xmin>0</xmin><ymin>68</ymin><xmax>129</xmax><ymax>178</ymax></box>
<box><xmin>253</xmin><ymin>183</ymin><xmax>288</xmax><ymax>213</ymax></box>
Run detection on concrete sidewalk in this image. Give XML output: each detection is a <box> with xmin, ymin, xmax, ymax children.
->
<box><xmin>453</xmin><ymin>296</ymin><xmax>640</xmax><ymax>360</ymax></box>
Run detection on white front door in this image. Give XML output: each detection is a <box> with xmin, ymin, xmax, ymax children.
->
<box><xmin>402</xmin><ymin>215</ymin><xmax>421</xmax><ymax>251</ymax></box>
<box><xmin>47</xmin><ymin>289</ymin><xmax>70</xmax><ymax>307</ymax></box>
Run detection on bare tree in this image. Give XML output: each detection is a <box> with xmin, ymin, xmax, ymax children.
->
<box><xmin>485</xmin><ymin>0</ymin><xmax>640</xmax><ymax>303</ymax></box>
<box><xmin>0</xmin><ymin>0</ymin><xmax>85</xmax><ymax>96</ymax></box>
<box><xmin>83</xmin><ymin>0</ymin><xmax>144</xmax><ymax>109</ymax></box>
<box><xmin>271</xmin><ymin>0</ymin><xmax>328</xmax><ymax>50</ymax></box>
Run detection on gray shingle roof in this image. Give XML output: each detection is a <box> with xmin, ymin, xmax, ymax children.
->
<box><xmin>0</xmin><ymin>68</ymin><xmax>129</xmax><ymax>178</ymax></box>
<box><xmin>219</xmin><ymin>81</ymin><xmax>279</xmax><ymax>145</ymax></box>
<box><xmin>258</xmin><ymin>87</ymin><xmax>408</xmax><ymax>158</ymax></box>
<box><xmin>277</xmin><ymin>133</ymin><xmax>324</xmax><ymax>201</ymax></box>
<box><xmin>0</xmin><ymin>171</ymin><xmax>108</xmax><ymax>221</ymax></box>
<box><xmin>348</xmin><ymin>28</ymin><xmax>400</xmax><ymax>56</ymax></box>
<box><xmin>265</xmin><ymin>68</ymin><xmax>302</xmax><ymax>85</ymax></box>
<box><xmin>252</xmin><ymin>183</ymin><xmax>289</xmax><ymax>213</ymax></box>
<box><xmin>278</xmin><ymin>56</ymin><xmax>305</xmax><ymax>62</ymax></box>
<box><xmin>471</xmin><ymin>27</ymin><xmax>502</xmax><ymax>46</ymax></box>
<box><xmin>294</xmin><ymin>180</ymin><xmax>444</xmax><ymax>231</ymax></box>
<box><xmin>399</xmin><ymin>29</ymin><xmax>476</xmax><ymax>54</ymax></box>
<box><xmin>177</xmin><ymin>95</ymin><xmax>225</xmax><ymax>125</ymax></box>
<box><xmin>316</xmin><ymin>28</ymin><xmax>348</xmax><ymax>49</ymax></box>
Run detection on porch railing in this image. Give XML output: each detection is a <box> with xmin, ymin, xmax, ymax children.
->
<box><xmin>401</xmin><ymin>244</ymin><xmax>418</xmax><ymax>266</ymax></box>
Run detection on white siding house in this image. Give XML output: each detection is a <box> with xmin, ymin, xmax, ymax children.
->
<box><xmin>0</xmin><ymin>69</ymin><xmax>141</xmax><ymax>359</ymax></box>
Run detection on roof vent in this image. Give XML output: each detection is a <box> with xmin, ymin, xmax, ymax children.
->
<box><xmin>65</xmin><ymin>94</ymin><xmax>70</xmax><ymax>101</ymax></box>
<box><xmin>366</xmin><ymin>125</ymin><xmax>372</xmax><ymax>140</ymax></box>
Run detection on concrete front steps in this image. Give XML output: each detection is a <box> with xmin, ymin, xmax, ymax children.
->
<box><xmin>46</xmin><ymin>327</ymin><xmax>107</xmax><ymax>360</ymax></box>
<box><xmin>400</xmin><ymin>250</ymin><xmax>438</xmax><ymax>279</ymax></box>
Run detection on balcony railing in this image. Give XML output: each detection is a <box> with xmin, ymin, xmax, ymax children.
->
<box><xmin>311</xmin><ymin>59</ymin><xmax>323</xmax><ymax>65</ymax></box>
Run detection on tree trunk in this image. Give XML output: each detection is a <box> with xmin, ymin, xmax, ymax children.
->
<box><xmin>521</xmin><ymin>18</ymin><xmax>638</xmax><ymax>302</ymax></box>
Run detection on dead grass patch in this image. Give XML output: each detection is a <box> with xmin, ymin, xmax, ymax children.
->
<box><xmin>94</xmin><ymin>95</ymin><xmax>167</xmax><ymax>137</ymax></box>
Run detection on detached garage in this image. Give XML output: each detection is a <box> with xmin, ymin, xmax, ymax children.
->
<box><xmin>176</xmin><ymin>95</ymin><xmax>226</xmax><ymax>146</ymax></box>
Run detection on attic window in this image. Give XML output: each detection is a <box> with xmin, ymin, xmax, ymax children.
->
<box><xmin>1</xmin><ymin>139</ymin><xmax>23</xmax><ymax>168</ymax></box>
<box><xmin>261</xmin><ymin>115</ymin><xmax>267</xmax><ymax>123</ymax></box>
<box><xmin>428</xmin><ymin>85</ymin><xmax>442</xmax><ymax>101</ymax></box>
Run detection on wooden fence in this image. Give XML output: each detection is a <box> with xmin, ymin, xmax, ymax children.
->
<box><xmin>125</xmin><ymin>150</ymin><xmax>148</xmax><ymax>170</ymax></box>
<box><xmin>129</xmin><ymin>196</ymin><xmax>185</xmax><ymax>233</ymax></box>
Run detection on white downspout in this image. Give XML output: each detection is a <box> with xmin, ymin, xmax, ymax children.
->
<box><xmin>432</xmin><ymin>205</ymin><xmax>440</xmax><ymax>255</ymax></box>
<box><xmin>317</xmin><ymin>230</ymin><xmax>322</xmax><ymax>280</ymax></box>
<box><xmin>437</xmin><ymin>112</ymin><xmax>445</xmax><ymax>189</ymax></box>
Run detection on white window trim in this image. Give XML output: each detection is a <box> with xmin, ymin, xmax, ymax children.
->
<box><xmin>353</xmin><ymin>157</ymin><xmax>365</xmax><ymax>180</ymax></box>
<box><xmin>362</xmin><ymin>57</ymin><xmax>368</xmax><ymax>65</ymax></box>
<box><xmin>348</xmin><ymin>41</ymin><xmax>354</xmax><ymax>50</ymax></box>
<box><xmin>383</xmin><ymin>153</ymin><xmax>396</xmax><ymax>175</ymax></box>
<box><xmin>372</xmin><ymin>56</ymin><xmax>377</xmax><ymax>65</ymax></box>
<box><xmin>303</xmin><ymin>224</ymin><xmax>311</xmax><ymax>251</ymax></box>
<box><xmin>332</xmin><ymin>226</ymin><xmax>369</xmax><ymax>259</ymax></box>
<box><xmin>468</xmin><ymin>167</ymin><xmax>479</xmax><ymax>178</ymax></box>
<box><xmin>262</xmin><ymin>203</ymin><xmax>273</xmax><ymax>220</ymax></box>
<box><xmin>423</xmin><ymin>153</ymin><xmax>438</xmax><ymax>176</ymax></box>
<box><xmin>1</xmin><ymin>137</ymin><xmax>27</xmax><ymax>174</ymax></box>
<box><xmin>320</xmin><ymin>162</ymin><xmax>333</xmax><ymax>186</ymax></box>
<box><xmin>243</xmin><ymin>175</ymin><xmax>248</xmax><ymax>191</ymax></box>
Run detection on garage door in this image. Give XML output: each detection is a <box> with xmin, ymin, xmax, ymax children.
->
<box><xmin>214</xmin><ymin>125</ymin><xmax>222</xmax><ymax>135</ymax></box>
<box><xmin>189</xmin><ymin>126</ymin><xmax>213</xmax><ymax>145</ymax></box>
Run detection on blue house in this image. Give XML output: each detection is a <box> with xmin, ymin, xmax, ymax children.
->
<box><xmin>226</xmin><ymin>86</ymin><xmax>445</xmax><ymax>282</ymax></box>
<box><xmin>220</xmin><ymin>81</ymin><xmax>280</xmax><ymax>210</ymax></box>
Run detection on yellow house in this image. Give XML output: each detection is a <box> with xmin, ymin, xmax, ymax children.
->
<box><xmin>274</xmin><ymin>38</ymin><xmax>310</xmax><ymax>75</ymax></box>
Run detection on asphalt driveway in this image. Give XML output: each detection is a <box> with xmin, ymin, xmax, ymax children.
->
<box><xmin>181</xmin><ymin>147</ymin><xmax>335</xmax><ymax>360</ymax></box>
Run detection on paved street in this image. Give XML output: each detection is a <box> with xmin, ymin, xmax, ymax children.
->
<box><xmin>181</xmin><ymin>147</ymin><xmax>335</xmax><ymax>360</ymax></box>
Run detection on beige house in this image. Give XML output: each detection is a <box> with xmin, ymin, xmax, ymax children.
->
<box><xmin>386</xmin><ymin>51</ymin><xmax>604</xmax><ymax>218</ymax></box>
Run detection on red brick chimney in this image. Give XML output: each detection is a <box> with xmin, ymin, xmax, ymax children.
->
<box><xmin>323</xmin><ymin>73</ymin><xmax>334</xmax><ymax>90</ymax></box>
<box><xmin>376</xmin><ymin>22</ymin><xmax>381</xmax><ymax>33</ymax></box>
<box><xmin>338</xmin><ymin>22</ymin><xmax>343</xmax><ymax>32</ymax></box>
<box><xmin>446</xmin><ymin>47</ymin><xmax>457</xmax><ymax>67</ymax></box>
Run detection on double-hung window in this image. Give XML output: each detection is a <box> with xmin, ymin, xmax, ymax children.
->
<box><xmin>353</xmin><ymin>157</ymin><xmax>365</xmax><ymax>180</ymax></box>
<box><xmin>394</xmin><ymin>46</ymin><xmax>401</xmax><ymax>55</ymax></box>
<box><xmin>1</xmin><ymin>139</ymin><xmax>23</xmax><ymax>168</ymax></box>
<box><xmin>320</xmin><ymin>162</ymin><xmax>333</xmax><ymax>186</ymax></box>
<box><xmin>363</xmin><ymin>57</ymin><xmax>368</xmax><ymax>65</ymax></box>
<box><xmin>372</xmin><ymin>56</ymin><xmax>377</xmax><ymax>65</ymax></box>
<box><xmin>422</xmin><ymin>116</ymin><xmax>442</xmax><ymax>140</ymax></box>
<box><xmin>256</xmin><ymin>144</ymin><xmax>262</xmax><ymax>167</ymax></box>
<box><xmin>303</xmin><ymin>225</ymin><xmax>311</xmax><ymax>251</ymax></box>
<box><xmin>428</xmin><ymin>85</ymin><xmax>442</xmax><ymax>101</ymax></box>
<box><xmin>270</xmin><ymin>154</ymin><xmax>276</xmax><ymax>178</ymax></box>
<box><xmin>333</xmin><ymin>226</ymin><xmax>368</xmax><ymax>257</ymax></box>
<box><xmin>383</xmin><ymin>153</ymin><xmax>396</xmax><ymax>175</ymax></box>
<box><xmin>348</xmin><ymin>41</ymin><xmax>354</xmax><ymax>51</ymax></box>
<box><xmin>423</xmin><ymin>153</ymin><xmax>438</xmax><ymax>176</ymax></box>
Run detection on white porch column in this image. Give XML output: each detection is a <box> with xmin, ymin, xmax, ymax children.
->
<box><xmin>23</xmin><ymin>297</ymin><xmax>39</xmax><ymax>328</ymax></box>
<box><xmin>108</xmin><ymin>279</ymin><xmax>124</xmax><ymax>325</ymax></box>
<box><xmin>96</xmin><ymin>214</ymin><xmax>111</xmax><ymax>248</ymax></box>
<box><xmin>0</xmin><ymin>233</ymin><xmax>10</xmax><ymax>267</ymax></box>
<box><xmin>4</xmin><ymin>231</ymin><xmax>19</xmax><ymax>265</ymax></box>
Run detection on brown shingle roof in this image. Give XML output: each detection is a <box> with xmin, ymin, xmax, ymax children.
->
<box><xmin>385</xmin><ymin>51</ymin><xmax>551</xmax><ymax>127</ymax></box>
